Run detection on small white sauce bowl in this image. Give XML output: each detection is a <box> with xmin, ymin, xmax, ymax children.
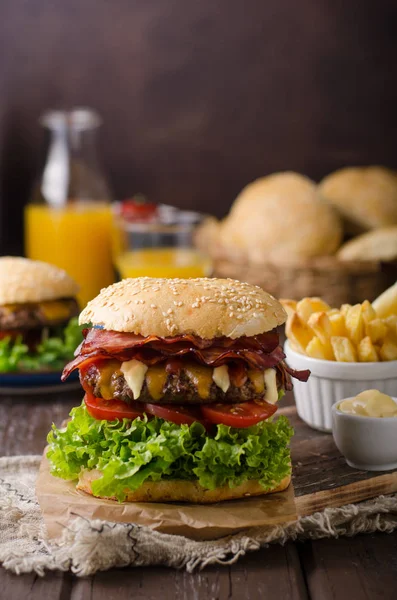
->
<box><xmin>332</xmin><ymin>399</ymin><xmax>397</xmax><ymax>471</ymax></box>
<box><xmin>284</xmin><ymin>341</ymin><xmax>397</xmax><ymax>432</ymax></box>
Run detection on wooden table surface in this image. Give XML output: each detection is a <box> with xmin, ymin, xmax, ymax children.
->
<box><xmin>1</xmin><ymin>389</ymin><xmax>396</xmax><ymax>600</ymax></box>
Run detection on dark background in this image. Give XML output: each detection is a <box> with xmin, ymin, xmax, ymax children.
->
<box><xmin>0</xmin><ymin>0</ymin><xmax>396</xmax><ymax>255</ymax></box>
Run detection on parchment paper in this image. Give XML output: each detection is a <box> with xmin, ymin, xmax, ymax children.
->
<box><xmin>36</xmin><ymin>452</ymin><xmax>297</xmax><ymax>541</ymax></box>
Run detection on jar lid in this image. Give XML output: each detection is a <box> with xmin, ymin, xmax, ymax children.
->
<box><xmin>121</xmin><ymin>196</ymin><xmax>158</xmax><ymax>222</ymax></box>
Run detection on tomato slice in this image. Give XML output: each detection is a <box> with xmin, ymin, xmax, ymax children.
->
<box><xmin>201</xmin><ymin>400</ymin><xmax>277</xmax><ymax>428</ymax></box>
<box><xmin>144</xmin><ymin>403</ymin><xmax>211</xmax><ymax>429</ymax></box>
<box><xmin>84</xmin><ymin>394</ymin><xmax>147</xmax><ymax>421</ymax></box>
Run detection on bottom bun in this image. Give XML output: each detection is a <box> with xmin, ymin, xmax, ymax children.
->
<box><xmin>77</xmin><ymin>469</ymin><xmax>291</xmax><ymax>503</ymax></box>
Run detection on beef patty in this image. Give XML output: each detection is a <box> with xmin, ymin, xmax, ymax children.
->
<box><xmin>82</xmin><ymin>362</ymin><xmax>271</xmax><ymax>405</ymax></box>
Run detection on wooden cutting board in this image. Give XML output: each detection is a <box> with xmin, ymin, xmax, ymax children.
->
<box><xmin>281</xmin><ymin>405</ymin><xmax>397</xmax><ymax>516</ymax></box>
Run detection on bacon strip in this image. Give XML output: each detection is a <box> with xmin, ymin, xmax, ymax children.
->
<box><xmin>283</xmin><ymin>362</ymin><xmax>310</xmax><ymax>382</ymax></box>
<box><xmin>62</xmin><ymin>344</ymin><xmax>286</xmax><ymax>380</ymax></box>
<box><xmin>81</xmin><ymin>329</ymin><xmax>280</xmax><ymax>355</ymax></box>
<box><xmin>62</xmin><ymin>328</ymin><xmax>310</xmax><ymax>386</ymax></box>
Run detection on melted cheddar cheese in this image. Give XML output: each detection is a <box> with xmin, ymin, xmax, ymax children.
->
<box><xmin>184</xmin><ymin>363</ymin><xmax>213</xmax><ymax>399</ymax></box>
<box><xmin>3</xmin><ymin>299</ymin><xmax>75</xmax><ymax>322</ymax></box>
<box><xmin>248</xmin><ymin>369</ymin><xmax>265</xmax><ymax>394</ymax></box>
<box><xmin>40</xmin><ymin>300</ymin><xmax>74</xmax><ymax>322</ymax></box>
<box><xmin>98</xmin><ymin>360</ymin><xmax>122</xmax><ymax>400</ymax></box>
<box><xmin>146</xmin><ymin>365</ymin><xmax>168</xmax><ymax>400</ymax></box>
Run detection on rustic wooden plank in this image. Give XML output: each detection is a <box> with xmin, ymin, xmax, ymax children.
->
<box><xmin>69</xmin><ymin>576</ymin><xmax>92</xmax><ymax>600</ymax></box>
<box><xmin>298</xmin><ymin>531</ymin><xmax>397</xmax><ymax>600</ymax></box>
<box><xmin>295</xmin><ymin>472</ymin><xmax>397</xmax><ymax>516</ymax></box>
<box><xmin>218</xmin><ymin>544</ymin><xmax>308</xmax><ymax>600</ymax></box>
<box><xmin>70</xmin><ymin>543</ymin><xmax>308</xmax><ymax>600</ymax></box>
<box><xmin>0</xmin><ymin>569</ymin><xmax>70</xmax><ymax>600</ymax></box>
<box><xmin>0</xmin><ymin>391</ymin><xmax>81</xmax><ymax>455</ymax></box>
<box><xmin>276</xmin><ymin>406</ymin><xmax>397</xmax><ymax>514</ymax></box>
<box><xmin>284</xmin><ymin>406</ymin><xmax>394</xmax><ymax>495</ymax></box>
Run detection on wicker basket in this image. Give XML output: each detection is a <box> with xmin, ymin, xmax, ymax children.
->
<box><xmin>194</xmin><ymin>218</ymin><xmax>397</xmax><ymax>305</ymax></box>
<box><xmin>212</xmin><ymin>255</ymin><xmax>397</xmax><ymax>306</ymax></box>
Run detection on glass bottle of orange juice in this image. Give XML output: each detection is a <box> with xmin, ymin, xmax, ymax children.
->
<box><xmin>25</xmin><ymin>109</ymin><xmax>115</xmax><ymax>307</ymax></box>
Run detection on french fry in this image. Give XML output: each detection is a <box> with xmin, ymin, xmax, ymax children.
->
<box><xmin>365</xmin><ymin>318</ymin><xmax>388</xmax><ymax>343</ymax></box>
<box><xmin>372</xmin><ymin>281</ymin><xmax>397</xmax><ymax>318</ymax></box>
<box><xmin>286</xmin><ymin>313</ymin><xmax>314</xmax><ymax>353</ymax></box>
<box><xmin>340</xmin><ymin>304</ymin><xmax>352</xmax><ymax>317</ymax></box>
<box><xmin>384</xmin><ymin>315</ymin><xmax>397</xmax><ymax>328</ymax></box>
<box><xmin>383</xmin><ymin>315</ymin><xmax>397</xmax><ymax>340</ymax></box>
<box><xmin>379</xmin><ymin>337</ymin><xmax>397</xmax><ymax>361</ymax></box>
<box><xmin>307</xmin><ymin>311</ymin><xmax>332</xmax><ymax>345</ymax></box>
<box><xmin>280</xmin><ymin>299</ymin><xmax>298</xmax><ymax>319</ymax></box>
<box><xmin>284</xmin><ymin>294</ymin><xmax>397</xmax><ymax>362</ymax></box>
<box><xmin>306</xmin><ymin>336</ymin><xmax>334</xmax><ymax>360</ymax></box>
<box><xmin>345</xmin><ymin>304</ymin><xmax>365</xmax><ymax>344</ymax></box>
<box><xmin>357</xmin><ymin>336</ymin><xmax>379</xmax><ymax>362</ymax></box>
<box><xmin>361</xmin><ymin>300</ymin><xmax>377</xmax><ymax>324</ymax></box>
<box><xmin>330</xmin><ymin>336</ymin><xmax>358</xmax><ymax>362</ymax></box>
<box><xmin>328</xmin><ymin>312</ymin><xmax>347</xmax><ymax>337</ymax></box>
<box><xmin>289</xmin><ymin>340</ymin><xmax>303</xmax><ymax>354</ymax></box>
<box><xmin>296</xmin><ymin>297</ymin><xmax>331</xmax><ymax>323</ymax></box>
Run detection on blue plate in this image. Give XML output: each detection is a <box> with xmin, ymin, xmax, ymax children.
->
<box><xmin>0</xmin><ymin>369</ymin><xmax>80</xmax><ymax>395</ymax></box>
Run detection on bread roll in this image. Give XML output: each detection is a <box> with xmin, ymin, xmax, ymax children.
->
<box><xmin>319</xmin><ymin>166</ymin><xmax>397</xmax><ymax>233</ymax></box>
<box><xmin>337</xmin><ymin>227</ymin><xmax>397</xmax><ymax>262</ymax></box>
<box><xmin>0</xmin><ymin>256</ymin><xmax>79</xmax><ymax>304</ymax></box>
<box><xmin>77</xmin><ymin>469</ymin><xmax>291</xmax><ymax>503</ymax></box>
<box><xmin>219</xmin><ymin>172</ymin><xmax>342</xmax><ymax>265</ymax></box>
<box><xmin>79</xmin><ymin>277</ymin><xmax>287</xmax><ymax>338</ymax></box>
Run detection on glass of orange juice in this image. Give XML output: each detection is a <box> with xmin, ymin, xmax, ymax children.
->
<box><xmin>24</xmin><ymin>109</ymin><xmax>115</xmax><ymax>307</ymax></box>
<box><xmin>112</xmin><ymin>199</ymin><xmax>212</xmax><ymax>280</ymax></box>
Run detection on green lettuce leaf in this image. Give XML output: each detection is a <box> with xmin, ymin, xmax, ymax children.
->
<box><xmin>47</xmin><ymin>404</ymin><xmax>293</xmax><ymax>501</ymax></box>
<box><xmin>0</xmin><ymin>336</ymin><xmax>30</xmax><ymax>372</ymax></box>
<box><xmin>0</xmin><ymin>317</ymin><xmax>83</xmax><ymax>373</ymax></box>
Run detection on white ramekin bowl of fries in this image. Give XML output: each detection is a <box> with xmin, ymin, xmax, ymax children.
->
<box><xmin>281</xmin><ymin>287</ymin><xmax>397</xmax><ymax>432</ymax></box>
<box><xmin>284</xmin><ymin>341</ymin><xmax>397</xmax><ymax>432</ymax></box>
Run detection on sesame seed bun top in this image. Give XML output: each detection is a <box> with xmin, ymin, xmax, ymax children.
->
<box><xmin>0</xmin><ymin>257</ymin><xmax>79</xmax><ymax>304</ymax></box>
<box><xmin>79</xmin><ymin>277</ymin><xmax>287</xmax><ymax>339</ymax></box>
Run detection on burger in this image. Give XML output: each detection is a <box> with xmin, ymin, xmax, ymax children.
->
<box><xmin>47</xmin><ymin>277</ymin><xmax>309</xmax><ymax>503</ymax></box>
<box><xmin>0</xmin><ymin>256</ymin><xmax>81</xmax><ymax>372</ymax></box>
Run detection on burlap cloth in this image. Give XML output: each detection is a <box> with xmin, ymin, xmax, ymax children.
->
<box><xmin>1</xmin><ymin>455</ymin><xmax>397</xmax><ymax>576</ymax></box>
